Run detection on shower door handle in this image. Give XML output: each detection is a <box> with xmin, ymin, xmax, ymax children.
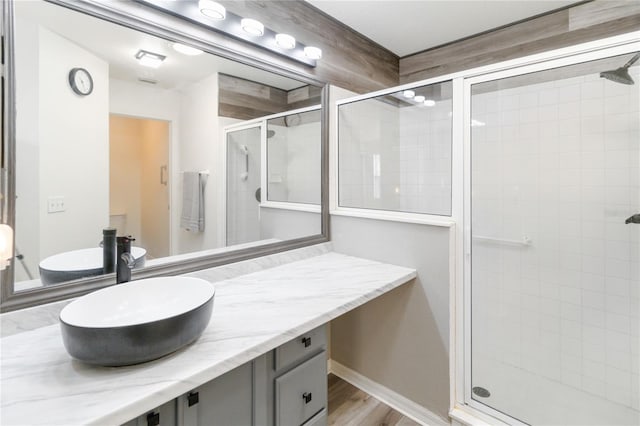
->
<box><xmin>160</xmin><ymin>165</ymin><xmax>168</xmax><ymax>186</ymax></box>
<box><xmin>625</xmin><ymin>213</ymin><xmax>640</xmax><ymax>224</ymax></box>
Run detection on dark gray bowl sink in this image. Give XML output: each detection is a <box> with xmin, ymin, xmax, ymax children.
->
<box><xmin>59</xmin><ymin>277</ymin><xmax>215</xmax><ymax>366</ymax></box>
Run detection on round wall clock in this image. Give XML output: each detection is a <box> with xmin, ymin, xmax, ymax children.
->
<box><xmin>68</xmin><ymin>67</ymin><xmax>93</xmax><ymax>96</ymax></box>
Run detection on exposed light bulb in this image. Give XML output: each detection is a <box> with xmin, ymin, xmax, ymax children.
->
<box><xmin>424</xmin><ymin>99</ymin><xmax>436</xmax><ymax>106</ymax></box>
<box><xmin>304</xmin><ymin>46</ymin><xmax>322</xmax><ymax>60</ymax></box>
<box><xmin>241</xmin><ymin>18</ymin><xmax>265</xmax><ymax>36</ymax></box>
<box><xmin>414</xmin><ymin>95</ymin><xmax>425</xmax><ymax>103</ymax></box>
<box><xmin>172</xmin><ymin>43</ymin><xmax>204</xmax><ymax>56</ymax></box>
<box><xmin>199</xmin><ymin>0</ymin><xmax>226</xmax><ymax>20</ymax></box>
<box><xmin>403</xmin><ymin>90</ymin><xmax>415</xmax><ymax>98</ymax></box>
<box><xmin>275</xmin><ymin>33</ymin><xmax>296</xmax><ymax>50</ymax></box>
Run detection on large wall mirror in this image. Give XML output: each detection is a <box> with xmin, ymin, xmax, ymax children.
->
<box><xmin>1</xmin><ymin>0</ymin><xmax>327</xmax><ymax>311</ymax></box>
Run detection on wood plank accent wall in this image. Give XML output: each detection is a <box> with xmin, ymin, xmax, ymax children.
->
<box><xmin>399</xmin><ymin>0</ymin><xmax>640</xmax><ymax>83</ymax></box>
<box><xmin>218</xmin><ymin>1</ymin><xmax>399</xmax><ymax>94</ymax></box>
<box><xmin>218</xmin><ymin>74</ymin><xmax>321</xmax><ymax>120</ymax></box>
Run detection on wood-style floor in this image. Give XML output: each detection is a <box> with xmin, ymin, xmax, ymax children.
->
<box><xmin>328</xmin><ymin>374</ymin><xmax>421</xmax><ymax>426</ymax></box>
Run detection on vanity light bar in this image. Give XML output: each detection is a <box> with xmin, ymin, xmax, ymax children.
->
<box><xmin>135</xmin><ymin>0</ymin><xmax>320</xmax><ymax>67</ymax></box>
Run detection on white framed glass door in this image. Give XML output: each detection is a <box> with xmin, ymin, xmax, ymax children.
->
<box><xmin>464</xmin><ymin>45</ymin><xmax>640</xmax><ymax>425</ymax></box>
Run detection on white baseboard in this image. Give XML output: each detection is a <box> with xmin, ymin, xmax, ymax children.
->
<box><xmin>328</xmin><ymin>360</ymin><xmax>451</xmax><ymax>426</ymax></box>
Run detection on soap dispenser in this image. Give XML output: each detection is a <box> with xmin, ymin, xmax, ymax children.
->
<box><xmin>102</xmin><ymin>228</ymin><xmax>116</xmax><ymax>274</ymax></box>
<box><xmin>116</xmin><ymin>235</ymin><xmax>136</xmax><ymax>284</ymax></box>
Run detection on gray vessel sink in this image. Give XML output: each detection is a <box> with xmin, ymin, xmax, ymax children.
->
<box><xmin>59</xmin><ymin>277</ymin><xmax>215</xmax><ymax>366</ymax></box>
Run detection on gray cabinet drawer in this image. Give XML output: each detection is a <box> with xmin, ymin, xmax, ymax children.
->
<box><xmin>302</xmin><ymin>408</ymin><xmax>327</xmax><ymax>426</ymax></box>
<box><xmin>275</xmin><ymin>351</ymin><xmax>327</xmax><ymax>426</ymax></box>
<box><xmin>274</xmin><ymin>326</ymin><xmax>326</xmax><ymax>373</ymax></box>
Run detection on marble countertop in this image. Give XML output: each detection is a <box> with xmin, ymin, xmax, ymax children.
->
<box><xmin>1</xmin><ymin>252</ymin><xmax>416</xmax><ymax>426</ymax></box>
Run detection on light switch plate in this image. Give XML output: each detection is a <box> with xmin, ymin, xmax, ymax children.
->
<box><xmin>47</xmin><ymin>196</ymin><xmax>65</xmax><ymax>213</ymax></box>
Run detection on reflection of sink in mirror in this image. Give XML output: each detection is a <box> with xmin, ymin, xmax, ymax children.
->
<box><xmin>60</xmin><ymin>276</ymin><xmax>215</xmax><ymax>366</ymax></box>
<box><xmin>39</xmin><ymin>247</ymin><xmax>146</xmax><ymax>285</ymax></box>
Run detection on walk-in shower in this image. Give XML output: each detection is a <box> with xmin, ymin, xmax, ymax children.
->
<box><xmin>468</xmin><ymin>50</ymin><xmax>639</xmax><ymax>425</ymax></box>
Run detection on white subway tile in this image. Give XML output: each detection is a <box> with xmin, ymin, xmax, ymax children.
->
<box><xmin>606</xmin><ymin>312</ymin><xmax>630</xmax><ymax>334</ymax></box>
<box><xmin>583</xmin><ymin>290</ymin><xmax>606</xmax><ymax>310</ymax></box>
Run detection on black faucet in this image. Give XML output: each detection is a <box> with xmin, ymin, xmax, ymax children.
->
<box><xmin>116</xmin><ymin>235</ymin><xmax>136</xmax><ymax>283</ymax></box>
<box><xmin>102</xmin><ymin>228</ymin><xmax>116</xmax><ymax>274</ymax></box>
<box><xmin>625</xmin><ymin>213</ymin><xmax>640</xmax><ymax>224</ymax></box>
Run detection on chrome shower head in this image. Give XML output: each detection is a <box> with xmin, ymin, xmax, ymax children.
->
<box><xmin>600</xmin><ymin>52</ymin><xmax>640</xmax><ymax>85</ymax></box>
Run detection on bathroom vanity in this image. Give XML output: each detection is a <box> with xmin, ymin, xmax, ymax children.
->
<box><xmin>0</xmin><ymin>249</ymin><xmax>416</xmax><ymax>425</ymax></box>
<box><xmin>124</xmin><ymin>325</ymin><xmax>328</xmax><ymax>426</ymax></box>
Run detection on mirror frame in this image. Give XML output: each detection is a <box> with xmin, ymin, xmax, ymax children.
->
<box><xmin>0</xmin><ymin>0</ymin><xmax>330</xmax><ymax>312</ymax></box>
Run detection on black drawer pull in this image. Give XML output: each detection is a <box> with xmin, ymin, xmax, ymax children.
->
<box><xmin>303</xmin><ymin>392</ymin><xmax>313</xmax><ymax>404</ymax></box>
<box><xmin>146</xmin><ymin>412</ymin><xmax>160</xmax><ymax>426</ymax></box>
<box><xmin>301</xmin><ymin>337</ymin><xmax>311</xmax><ymax>348</ymax></box>
<box><xmin>188</xmin><ymin>391</ymin><xmax>199</xmax><ymax>407</ymax></box>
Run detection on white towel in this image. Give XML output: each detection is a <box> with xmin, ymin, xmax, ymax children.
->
<box><xmin>180</xmin><ymin>172</ymin><xmax>206</xmax><ymax>232</ymax></box>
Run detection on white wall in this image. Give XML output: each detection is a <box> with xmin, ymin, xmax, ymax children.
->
<box><xmin>38</xmin><ymin>27</ymin><xmax>109</xmax><ymax>259</ymax></box>
<box><xmin>470</xmin><ymin>66</ymin><xmax>640</xmax><ymax>410</ymax></box>
<box><xmin>109</xmin><ymin>78</ymin><xmax>181</xmax><ymax>254</ymax></box>
<box><xmin>330</xmin><ymin>216</ymin><xmax>452</xmax><ymax>421</ymax></box>
<box><xmin>259</xmin><ymin>208</ymin><xmax>321</xmax><ymax>241</ymax></box>
<box><xmin>178</xmin><ymin>74</ymin><xmax>221</xmax><ymax>253</ymax></box>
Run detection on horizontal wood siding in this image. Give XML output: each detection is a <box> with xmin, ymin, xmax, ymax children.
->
<box><xmin>399</xmin><ymin>0</ymin><xmax>640</xmax><ymax>83</ymax></box>
<box><xmin>218</xmin><ymin>0</ymin><xmax>399</xmax><ymax>94</ymax></box>
<box><xmin>218</xmin><ymin>74</ymin><xmax>321</xmax><ymax>120</ymax></box>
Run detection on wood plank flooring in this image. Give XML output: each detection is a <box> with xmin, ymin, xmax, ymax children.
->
<box><xmin>328</xmin><ymin>374</ymin><xmax>421</xmax><ymax>426</ymax></box>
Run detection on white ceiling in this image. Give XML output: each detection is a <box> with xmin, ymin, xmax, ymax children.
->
<box><xmin>306</xmin><ymin>0</ymin><xmax>578</xmax><ymax>57</ymax></box>
<box><xmin>15</xmin><ymin>1</ymin><xmax>307</xmax><ymax>91</ymax></box>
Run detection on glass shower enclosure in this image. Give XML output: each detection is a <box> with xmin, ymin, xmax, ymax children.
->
<box><xmin>467</xmin><ymin>51</ymin><xmax>639</xmax><ymax>425</ymax></box>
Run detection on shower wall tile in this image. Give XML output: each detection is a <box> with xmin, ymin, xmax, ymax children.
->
<box><xmin>471</xmin><ymin>68</ymin><xmax>639</xmax><ymax>410</ymax></box>
<box><xmin>338</xmin><ymin>84</ymin><xmax>453</xmax><ymax>215</ymax></box>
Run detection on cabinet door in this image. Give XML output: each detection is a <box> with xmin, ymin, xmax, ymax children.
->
<box><xmin>179</xmin><ymin>362</ymin><xmax>253</xmax><ymax>426</ymax></box>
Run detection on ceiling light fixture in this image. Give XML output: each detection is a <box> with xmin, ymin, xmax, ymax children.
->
<box><xmin>403</xmin><ymin>90</ymin><xmax>415</xmax><ymax>99</ymax></box>
<box><xmin>414</xmin><ymin>95</ymin><xmax>425</xmax><ymax>103</ymax></box>
<box><xmin>198</xmin><ymin>0</ymin><xmax>226</xmax><ymax>20</ymax></box>
<box><xmin>241</xmin><ymin>18</ymin><xmax>265</xmax><ymax>36</ymax></box>
<box><xmin>304</xmin><ymin>46</ymin><xmax>322</xmax><ymax>60</ymax></box>
<box><xmin>172</xmin><ymin>43</ymin><xmax>204</xmax><ymax>56</ymax></box>
<box><xmin>275</xmin><ymin>33</ymin><xmax>296</xmax><ymax>50</ymax></box>
<box><xmin>424</xmin><ymin>99</ymin><xmax>436</xmax><ymax>106</ymax></box>
<box><xmin>135</xmin><ymin>50</ymin><xmax>166</xmax><ymax>68</ymax></box>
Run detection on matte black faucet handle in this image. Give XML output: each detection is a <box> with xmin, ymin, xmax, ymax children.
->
<box><xmin>625</xmin><ymin>213</ymin><xmax>640</xmax><ymax>224</ymax></box>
